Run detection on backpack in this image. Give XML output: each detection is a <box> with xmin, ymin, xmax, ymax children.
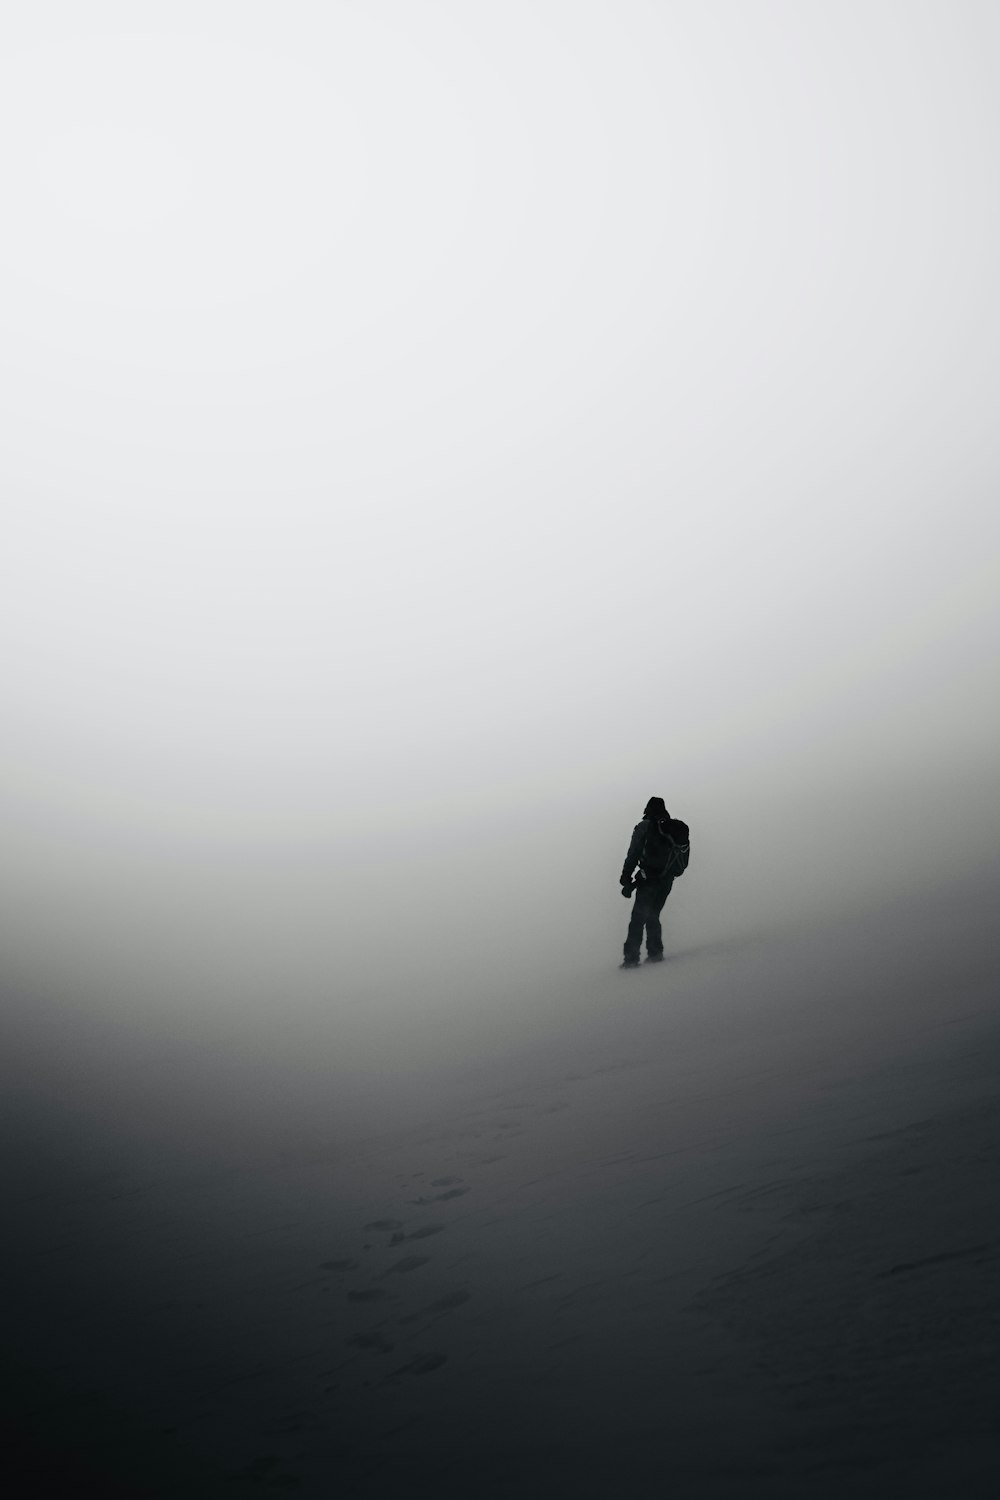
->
<box><xmin>641</xmin><ymin>816</ymin><xmax>690</xmax><ymax>879</ymax></box>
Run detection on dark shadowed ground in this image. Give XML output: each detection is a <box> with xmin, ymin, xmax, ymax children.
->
<box><xmin>3</xmin><ymin>855</ymin><xmax>1000</xmax><ymax>1497</ymax></box>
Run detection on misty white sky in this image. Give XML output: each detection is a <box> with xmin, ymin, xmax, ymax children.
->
<box><xmin>0</xmin><ymin>2</ymin><xmax>998</xmax><ymax>999</ymax></box>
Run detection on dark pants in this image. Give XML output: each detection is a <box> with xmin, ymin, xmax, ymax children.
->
<box><xmin>624</xmin><ymin>875</ymin><xmax>674</xmax><ymax>961</ymax></box>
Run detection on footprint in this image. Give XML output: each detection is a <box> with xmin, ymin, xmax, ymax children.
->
<box><xmin>390</xmin><ymin>1224</ymin><xmax>443</xmax><ymax>1246</ymax></box>
<box><xmin>409</xmin><ymin>1175</ymin><xmax>468</xmax><ymax>1204</ymax></box>
<box><xmin>382</xmin><ymin>1255</ymin><xmax>430</xmax><ymax>1277</ymax></box>
<box><xmin>385</xmin><ymin>1352</ymin><xmax>448</xmax><ymax>1380</ymax></box>
<box><xmin>347</xmin><ymin>1331</ymin><xmax>394</xmax><ymax>1353</ymax></box>
<box><xmin>364</xmin><ymin>1219</ymin><xmax>404</xmax><ymax>1232</ymax></box>
<box><xmin>348</xmin><ymin>1288</ymin><xmax>390</xmax><ymax>1303</ymax></box>
<box><xmin>319</xmin><ymin>1258</ymin><xmax>359</xmax><ymax>1272</ymax></box>
<box><xmin>428</xmin><ymin>1288</ymin><xmax>471</xmax><ymax>1312</ymax></box>
<box><xmin>877</xmin><ymin>1243</ymin><xmax>991</xmax><ymax>1279</ymax></box>
<box><xmin>406</xmin><ymin>1224</ymin><xmax>444</xmax><ymax>1241</ymax></box>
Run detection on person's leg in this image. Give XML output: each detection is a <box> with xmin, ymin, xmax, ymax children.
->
<box><xmin>644</xmin><ymin>876</ymin><xmax>674</xmax><ymax>958</ymax></box>
<box><xmin>623</xmin><ymin>884</ymin><xmax>652</xmax><ymax>964</ymax></box>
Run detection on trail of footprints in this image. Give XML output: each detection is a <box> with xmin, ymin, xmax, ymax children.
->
<box><xmin>316</xmin><ymin>1074</ymin><xmax>620</xmax><ymax>1386</ymax></box>
<box><xmin>319</xmin><ymin>1175</ymin><xmax>473</xmax><ymax>1380</ymax></box>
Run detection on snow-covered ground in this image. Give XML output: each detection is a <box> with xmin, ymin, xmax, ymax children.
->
<box><xmin>4</xmin><ymin>831</ymin><xmax>1000</xmax><ymax>1496</ymax></box>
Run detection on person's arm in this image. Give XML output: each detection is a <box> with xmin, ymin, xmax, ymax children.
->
<box><xmin>620</xmin><ymin>822</ymin><xmax>647</xmax><ymax>886</ymax></box>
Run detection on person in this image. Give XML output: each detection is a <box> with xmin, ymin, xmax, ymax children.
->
<box><xmin>619</xmin><ymin>797</ymin><xmax>690</xmax><ymax>968</ymax></box>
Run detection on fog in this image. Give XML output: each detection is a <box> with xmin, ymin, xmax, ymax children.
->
<box><xmin>1</xmin><ymin>2</ymin><xmax>999</xmax><ymax>1131</ymax></box>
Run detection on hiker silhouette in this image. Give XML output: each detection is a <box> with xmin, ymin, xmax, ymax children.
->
<box><xmin>619</xmin><ymin>797</ymin><xmax>690</xmax><ymax>968</ymax></box>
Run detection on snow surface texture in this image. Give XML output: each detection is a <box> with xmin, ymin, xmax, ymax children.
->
<box><xmin>4</xmin><ymin>849</ymin><xmax>1000</xmax><ymax>1496</ymax></box>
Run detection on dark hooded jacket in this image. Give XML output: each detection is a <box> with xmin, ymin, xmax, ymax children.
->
<box><xmin>621</xmin><ymin>814</ymin><xmax>691</xmax><ymax>885</ymax></box>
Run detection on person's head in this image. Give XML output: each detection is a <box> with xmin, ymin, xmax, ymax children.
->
<box><xmin>644</xmin><ymin>796</ymin><xmax>668</xmax><ymax>819</ymax></box>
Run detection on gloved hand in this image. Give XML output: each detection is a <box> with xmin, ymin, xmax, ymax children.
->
<box><xmin>621</xmin><ymin>880</ymin><xmax>634</xmax><ymax>897</ymax></box>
